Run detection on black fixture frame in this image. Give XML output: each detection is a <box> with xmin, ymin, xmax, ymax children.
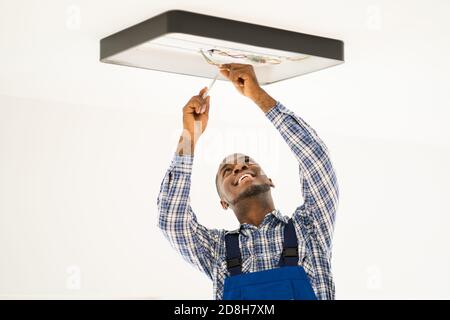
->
<box><xmin>100</xmin><ymin>10</ymin><xmax>344</xmax><ymax>63</ymax></box>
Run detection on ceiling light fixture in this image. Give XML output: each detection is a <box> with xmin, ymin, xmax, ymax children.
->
<box><xmin>100</xmin><ymin>10</ymin><xmax>344</xmax><ymax>85</ymax></box>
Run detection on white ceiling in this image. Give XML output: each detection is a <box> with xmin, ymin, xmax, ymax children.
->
<box><xmin>1</xmin><ymin>0</ymin><xmax>450</xmax><ymax>299</ymax></box>
<box><xmin>1</xmin><ymin>0</ymin><xmax>449</xmax><ymax>146</ymax></box>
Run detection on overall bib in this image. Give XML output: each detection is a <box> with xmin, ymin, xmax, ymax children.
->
<box><xmin>223</xmin><ymin>219</ymin><xmax>317</xmax><ymax>300</ymax></box>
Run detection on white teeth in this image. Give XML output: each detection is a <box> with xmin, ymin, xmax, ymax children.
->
<box><xmin>238</xmin><ymin>174</ymin><xmax>251</xmax><ymax>185</ymax></box>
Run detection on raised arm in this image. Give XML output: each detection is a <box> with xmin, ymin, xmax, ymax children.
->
<box><xmin>219</xmin><ymin>64</ymin><xmax>339</xmax><ymax>253</ymax></box>
<box><xmin>157</xmin><ymin>87</ymin><xmax>221</xmax><ymax>280</ymax></box>
<box><xmin>264</xmin><ymin>99</ymin><xmax>339</xmax><ymax>253</ymax></box>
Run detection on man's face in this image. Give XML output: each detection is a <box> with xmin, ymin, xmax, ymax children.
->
<box><xmin>216</xmin><ymin>153</ymin><xmax>274</xmax><ymax>209</ymax></box>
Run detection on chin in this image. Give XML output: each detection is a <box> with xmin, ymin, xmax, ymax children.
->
<box><xmin>232</xmin><ymin>183</ymin><xmax>271</xmax><ymax>205</ymax></box>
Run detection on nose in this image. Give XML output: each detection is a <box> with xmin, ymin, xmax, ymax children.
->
<box><xmin>233</xmin><ymin>163</ymin><xmax>248</xmax><ymax>174</ymax></box>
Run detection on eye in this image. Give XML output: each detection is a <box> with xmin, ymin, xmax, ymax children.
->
<box><xmin>223</xmin><ymin>168</ymin><xmax>231</xmax><ymax>176</ymax></box>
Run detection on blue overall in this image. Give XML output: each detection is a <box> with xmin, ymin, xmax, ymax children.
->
<box><xmin>223</xmin><ymin>219</ymin><xmax>317</xmax><ymax>300</ymax></box>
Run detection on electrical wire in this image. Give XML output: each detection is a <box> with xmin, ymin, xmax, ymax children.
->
<box><xmin>199</xmin><ymin>48</ymin><xmax>309</xmax><ymax>66</ymax></box>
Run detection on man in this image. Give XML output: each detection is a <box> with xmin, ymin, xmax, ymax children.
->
<box><xmin>157</xmin><ymin>63</ymin><xmax>339</xmax><ymax>300</ymax></box>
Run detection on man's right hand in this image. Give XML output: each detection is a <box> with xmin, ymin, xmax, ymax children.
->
<box><xmin>177</xmin><ymin>87</ymin><xmax>210</xmax><ymax>155</ymax></box>
<box><xmin>183</xmin><ymin>86</ymin><xmax>210</xmax><ymax>137</ymax></box>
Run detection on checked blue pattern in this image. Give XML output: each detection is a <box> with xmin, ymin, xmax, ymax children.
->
<box><xmin>157</xmin><ymin>101</ymin><xmax>339</xmax><ymax>300</ymax></box>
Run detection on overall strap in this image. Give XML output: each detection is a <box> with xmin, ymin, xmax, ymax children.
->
<box><xmin>225</xmin><ymin>233</ymin><xmax>242</xmax><ymax>276</ymax></box>
<box><xmin>279</xmin><ymin>218</ymin><xmax>299</xmax><ymax>267</ymax></box>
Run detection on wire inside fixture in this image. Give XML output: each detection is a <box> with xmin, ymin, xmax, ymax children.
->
<box><xmin>199</xmin><ymin>48</ymin><xmax>310</xmax><ymax>66</ymax></box>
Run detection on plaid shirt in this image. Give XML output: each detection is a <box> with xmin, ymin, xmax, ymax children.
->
<box><xmin>157</xmin><ymin>101</ymin><xmax>339</xmax><ymax>300</ymax></box>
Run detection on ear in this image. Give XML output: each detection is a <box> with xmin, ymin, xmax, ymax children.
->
<box><xmin>220</xmin><ymin>199</ymin><xmax>229</xmax><ymax>210</ymax></box>
<box><xmin>269</xmin><ymin>178</ymin><xmax>275</xmax><ymax>188</ymax></box>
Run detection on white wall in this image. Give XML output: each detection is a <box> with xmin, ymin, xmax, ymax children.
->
<box><xmin>0</xmin><ymin>0</ymin><xmax>449</xmax><ymax>299</ymax></box>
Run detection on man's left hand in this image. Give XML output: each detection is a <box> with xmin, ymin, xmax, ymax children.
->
<box><xmin>218</xmin><ymin>63</ymin><xmax>263</xmax><ymax>102</ymax></box>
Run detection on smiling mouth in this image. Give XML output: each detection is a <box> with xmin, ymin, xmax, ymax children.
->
<box><xmin>237</xmin><ymin>174</ymin><xmax>253</xmax><ymax>185</ymax></box>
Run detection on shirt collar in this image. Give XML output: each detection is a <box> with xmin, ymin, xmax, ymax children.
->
<box><xmin>269</xmin><ymin>209</ymin><xmax>289</xmax><ymax>224</ymax></box>
<box><xmin>225</xmin><ymin>209</ymin><xmax>288</xmax><ymax>235</ymax></box>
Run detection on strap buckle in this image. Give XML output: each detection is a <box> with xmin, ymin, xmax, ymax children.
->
<box><xmin>282</xmin><ymin>247</ymin><xmax>298</xmax><ymax>258</ymax></box>
<box><xmin>226</xmin><ymin>258</ymin><xmax>242</xmax><ymax>269</ymax></box>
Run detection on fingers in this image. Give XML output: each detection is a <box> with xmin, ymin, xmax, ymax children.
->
<box><xmin>199</xmin><ymin>86</ymin><xmax>208</xmax><ymax>96</ymax></box>
<box><xmin>192</xmin><ymin>93</ymin><xmax>209</xmax><ymax>114</ymax></box>
<box><xmin>219</xmin><ymin>68</ymin><xmax>229</xmax><ymax>79</ymax></box>
<box><xmin>219</xmin><ymin>64</ymin><xmax>250</xmax><ymax>91</ymax></box>
<box><xmin>195</xmin><ymin>97</ymin><xmax>204</xmax><ymax>114</ymax></box>
<box><xmin>203</xmin><ymin>96</ymin><xmax>210</xmax><ymax>114</ymax></box>
<box><xmin>184</xmin><ymin>86</ymin><xmax>210</xmax><ymax>115</ymax></box>
<box><xmin>219</xmin><ymin>63</ymin><xmax>253</xmax><ymax>74</ymax></box>
<box><xmin>197</xmin><ymin>95</ymin><xmax>209</xmax><ymax>114</ymax></box>
<box><xmin>219</xmin><ymin>64</ymin><xmax>230</xmax><ymax>79</ymax></box>
<box><xmin>186</xmin><ymin>87</ymin><xmax>207</xmax><ymax>114</ymax></box>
